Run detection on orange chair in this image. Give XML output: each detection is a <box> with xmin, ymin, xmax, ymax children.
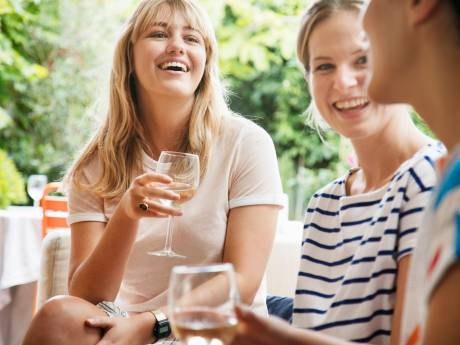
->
<box><xmin>40</xmin><ymin>182</ymin><xmax>69</xmax><ymax>238</ymax></box>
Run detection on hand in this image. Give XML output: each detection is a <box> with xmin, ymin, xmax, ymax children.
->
<box><xmin>85</xmin><ymin>314</ymin><xmax>153</xmax><ymax>345</ymax></box>
<box><xmin>232</xmin><ymin>305</ymin><xmax>303</xmax><ymax>345</ymax></box>
<box><xmin>120</xmin><ymin>172</ymin><xmax>183</xmax><ymax>220</ymax></box>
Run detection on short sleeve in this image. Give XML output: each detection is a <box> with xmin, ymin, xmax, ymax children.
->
<box><xmin>228</xmin><ymin>122</ymin><xmax>284</xmax><ymax>209</ymax></box>
<box><xmin>397</xmin><ymin>155</ymin><xmax>439</xmax><ymax>260</ymax></box>
<box><xmin>67</xmin><ymin>160</ymin><xmax>108</xmax><ymax>225</ymax></box>
<box><xmin>427</xmin><ymin>159</ymin><xmax>460</xmax><ymax>297</ymax></box>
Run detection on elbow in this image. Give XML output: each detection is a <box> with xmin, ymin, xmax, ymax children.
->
<box><xmin>236</xmin><ymin>273</ymin><xmax>260</xmax><ymax>305</ymax></box>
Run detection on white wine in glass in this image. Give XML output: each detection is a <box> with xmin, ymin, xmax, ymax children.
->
<box><xmin>169</xmin><ymin>263</ymin><xmax>239</xmax><ymax>345</ymax></box>
<box><xmin>148</xmin><ymin>151</ymin><xmax>199</xmax><ymax>258</ymax></box>
<box><xmin>27</xmin><ymin>174</ymin><xmax>48</xmax><ymax>207</ymax></box>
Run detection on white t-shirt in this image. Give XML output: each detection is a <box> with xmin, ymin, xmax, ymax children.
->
<box><xmin>293</xmin><ymin>142</ymin><xmax>444</xmax><ymax>345</ymax></box>
<box><xmin>67</xmin><ymin>115</ymin><xmax>284</xmax><ymax>314</ymax></box>
<box><xmin>401</xmin><ymin>149</ymin><xmax>460</xmax><ymax>345</ymax></box>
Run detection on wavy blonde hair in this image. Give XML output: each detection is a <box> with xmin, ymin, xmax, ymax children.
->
<box><xmin>66</xmin><ymin>0</ymin><xmax>228</xmax><ymax>199</ymax></box>
<box><xmin>297</xmin><ymin>0</ymin><xmax>364</xmax><ymax>132</ymax></box>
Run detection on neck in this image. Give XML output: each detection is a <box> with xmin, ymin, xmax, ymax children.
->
<box><xmin>137</xmin><ymin>90</ymin><xmax>194</xmax><ymax>159</ymax></box>
<box><xmin>405</xmin><ymin>9</ymin><xmax>460</xmax><ymax>152</ymax></box>
<box><xmin>349</xmin><ymin>111</ymin><xmax>431</xmax><ymax>192</ymax></box>
<box><xmin>409</xmin><ymin>50</ymin><xmax>460</xmax><ymax>152</ymax></box>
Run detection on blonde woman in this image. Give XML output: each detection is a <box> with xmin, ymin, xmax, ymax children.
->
<box><xmin>234</xmin><ymin>1</ymin><xmax>444</xmax><ymax>345</ymax></box>
<box><xmin>23</xmin><ymin>1</ymin><xmax>284</xmax><ymax>344</ymax></box>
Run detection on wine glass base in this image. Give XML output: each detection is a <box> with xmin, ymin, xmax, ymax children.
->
<box><xmin>148</xmin><ymin>250</ymin><xmax>186</xmax><ymax>259</ymax></box>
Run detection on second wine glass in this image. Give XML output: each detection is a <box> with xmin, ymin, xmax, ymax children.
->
<box><xmin>169</xmin><ymin>263</ymin><xmax>239</xmax><ymax>345</ymax></box>
<box><xmin>148</xmin><ymin>151</ymin><xmax>200</xmax><ymax>258</ymax></box>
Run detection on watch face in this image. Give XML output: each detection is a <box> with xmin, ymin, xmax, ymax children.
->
<box><xmin>152</xmin><ymin>310</ymin><xmax>171</xmax><ymax>338</ymax></box>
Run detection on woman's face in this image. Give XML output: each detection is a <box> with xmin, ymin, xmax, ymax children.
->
<box><xmin>308</xmin><ymin>10</ymin><xmax>392</xmax><ymax>140</ymax></box>
<box><xmin>133</xmin><ymin>6</ymin><xmax>207</xmax><ymax>100</ymax></box>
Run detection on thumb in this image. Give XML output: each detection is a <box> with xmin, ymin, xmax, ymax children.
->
<box><xmin>85</xmin><ymin>317</ymin><xmax>114</xmax><ymax>329</ymax></box>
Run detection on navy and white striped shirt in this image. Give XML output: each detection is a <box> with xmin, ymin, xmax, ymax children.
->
<box><xmin>293</xmin><ymin>142</ymin><xmax>445</xmax><ymax>345</ymax></box>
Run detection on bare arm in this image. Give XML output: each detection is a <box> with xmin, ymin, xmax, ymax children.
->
<box><xmin>223</xmin><ymin>204</ymin><xmax>279</xmax><ymax>304</ymax></box>
<box><xmin>389</xmin><ymin>255</ymin><xmax>411</xmax><ymax>345</ymax></box>
<box><xmin>68</xmin><ymin>173</ymin><xmax>181</xmax><ymax>303</ymax></box>
<box><xmin>423</xmin><ymin>262</ymin><xmax>460</xmax><ymax>345</ymax></box>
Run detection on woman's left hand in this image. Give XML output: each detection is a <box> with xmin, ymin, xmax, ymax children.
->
<box><xmin>85</xmin><ymin>314</ymin><xmax>153</xmax><ymax>345</ymax></box>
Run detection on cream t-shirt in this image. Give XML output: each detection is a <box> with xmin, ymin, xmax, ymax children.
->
<box><xmin>67</xmin><ymin>115</ymin><xmax>284</xmax><ymax>314</ymax></box>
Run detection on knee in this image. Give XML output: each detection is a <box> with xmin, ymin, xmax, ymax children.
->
<box><xmin>37</xmin><ymin>295</ymin><xmax>85</xmax><ymax>324</ymax></box>
<box><xmin>23</xmin><ymin>295</ymin><xmax>102</xmax><ymax>345</ymax></box>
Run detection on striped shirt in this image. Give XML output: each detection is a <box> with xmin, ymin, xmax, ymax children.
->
<box><xmin>402</xmin><ymin>149</ymin><xmax>460</xmax><ymax>345</ymax></box>
<box><xmin>293</xmin><ymin>142</ymin><xmax>445</xmax><ymax>345</ymax></box>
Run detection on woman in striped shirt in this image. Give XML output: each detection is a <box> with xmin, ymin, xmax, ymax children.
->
<box><xmin>234</xmin><ymin>1</ymin><xmax>444</xmax><ymax>344</ymax></box>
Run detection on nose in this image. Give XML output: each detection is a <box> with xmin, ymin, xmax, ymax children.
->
<box><xmin>333</xmin><ymin>66</ymin><xmax>359</xmax><ymax>92</ymax></box>
<box><xmin>167</xmin><ymin>34</ymin><xmax>185</xmax><ymax>55</ymax></box>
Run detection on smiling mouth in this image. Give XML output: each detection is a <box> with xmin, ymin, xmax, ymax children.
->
<box><xmin>333</xmin><ymin>97</ymin><xmax>370</xmax><ymax>111</ymax></box>
<box><xmin>158</xmin><ymin>61</ymin><xmax>189</xmax><ymax>72</ymax></box>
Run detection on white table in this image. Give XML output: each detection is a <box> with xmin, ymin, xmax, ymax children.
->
<box><xmin>0</xmin><ymin>206</ymin><xmax>42</xmax><ymax>345</ymax></box>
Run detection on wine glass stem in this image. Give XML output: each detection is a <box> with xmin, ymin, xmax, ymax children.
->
<box><xmin>164</xmin><ymin>215</ymin><xmax>175</xmax><ymax>252</ymax></box>
<box><xmin>33</xmin><ymin>200</ymin><xmax>40</xmax><ymax>207</ymax></box>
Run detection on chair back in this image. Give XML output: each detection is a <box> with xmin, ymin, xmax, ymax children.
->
<box><xmin>40</xmin><ymin>182</ymin><xmax>68</xmax><ymax>238</ymax></box>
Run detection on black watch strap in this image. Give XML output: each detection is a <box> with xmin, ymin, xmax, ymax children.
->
<box><xmin>150</xmin><ymin>309</ymin><xmax>171</xmax><ymax>340</ymax></box>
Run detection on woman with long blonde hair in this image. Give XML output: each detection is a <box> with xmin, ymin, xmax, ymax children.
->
<box><xmin>23</xmin><ymin>1</ymin><xmax>284</xmax><ymax>344</ymax></box>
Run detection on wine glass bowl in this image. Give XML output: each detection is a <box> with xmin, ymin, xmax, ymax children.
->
<box><xmin>27</xmin><ymin>175</ymin><xmax>48</xmax><ymax>207</ymax></box>
<box><xmin>148</xmin><ymin>151</ymin><xmax>200</xmax><ymax>258</ymax></box>
<box><xmin>169</xmin><ymin>263</ymin><xmax>239</xmax><ymax>345</ymax></box>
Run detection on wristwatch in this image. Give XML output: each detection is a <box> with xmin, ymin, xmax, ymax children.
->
<box><xmin>150</xmin><ymin>309</ymin><xmax>171</xmax><ymax>340</ymax></box>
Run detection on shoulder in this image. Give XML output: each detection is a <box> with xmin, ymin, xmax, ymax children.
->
<box><xmin>395</xmin><ymin>141</ymin><xmax>446</xmax><ymax>191</ymax></box>
<box><xmin>69</xmin><ymin>153</ymin><xmax>102</xmax><ymax>188</ymax></box>
<box><xmin>221</xmin><ymin>114</ymin><xmax>273</xmax><ymax>143</ymax></box>
<box><xmin>310</xmin><ymin>175</ymin><xmax>346</xmax><ymax>202</ymax></box>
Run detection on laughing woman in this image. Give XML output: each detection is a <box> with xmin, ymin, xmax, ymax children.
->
<box><xmin>22</xmin><ymin>0</ymin><xmax>284</xmax><ymax>344</ymax></box>
<box><xmin>234</xmin><ymin>1</ymin><xmax>444</xmax><ymax>345</ymax></box>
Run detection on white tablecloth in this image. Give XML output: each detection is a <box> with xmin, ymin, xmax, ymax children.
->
<box><xmin>0</xmin><ymin>206</ymin><xmax>42</xmax><ymax>345</ymax></box>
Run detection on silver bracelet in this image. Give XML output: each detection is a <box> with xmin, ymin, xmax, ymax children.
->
<box><xmin>96</xmin><ymin>301</ymin><xmax>129</xmax><ymax>318</ymax></box>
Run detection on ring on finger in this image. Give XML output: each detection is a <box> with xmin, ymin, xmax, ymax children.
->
<box><xmin>138</xmin><ymin>200</ymin><xmax>149</xmax><ymax>211</ymax></box>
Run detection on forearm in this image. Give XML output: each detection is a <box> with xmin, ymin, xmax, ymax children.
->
<box><xmin>69</xmin><ymin>205</ymin><xmax>139</xmax><ymax>303</ymax></box>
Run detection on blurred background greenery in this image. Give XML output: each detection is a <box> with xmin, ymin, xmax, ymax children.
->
<box><xmin>0</xmin><ymin>0</ymin><xmax>429</xmax><ymax>219</ymax></box>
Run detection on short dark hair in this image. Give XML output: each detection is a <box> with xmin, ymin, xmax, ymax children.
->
<box><xmin>451</xmin><ymin>0</ymin><xmax>460</xmax><ymax>31</ymax></box>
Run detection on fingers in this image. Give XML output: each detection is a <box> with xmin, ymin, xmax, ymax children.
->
<box><xmin>135</xmin><ymin>172</ymin><xmax>172</xmax><ymax>186</ymax></box>
<box><xmin>85</xmin><ymin>317</ymin><xmax>114</xmax><ymax>329</ymax></box>
<box><xmin>142</xmin><ymin>199</ymin><xmax>183</xmax><ymax>217</ymax></box>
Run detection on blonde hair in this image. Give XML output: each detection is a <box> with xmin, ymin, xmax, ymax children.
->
<box><xmin>66</xmin><ymin>0</ymin><xmax>228</xmax><ymax>199</ymax></box>
<box><xmin>297</xmin><ymin>0</ymin><xmax>364</xmax><ymax>132</ymax></box>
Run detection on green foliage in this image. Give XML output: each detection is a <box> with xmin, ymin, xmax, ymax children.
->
<box><xmin>0</xmin><ymin>0</ymin><xmax>131</xmax><ymax>186</ymax></box>
<box><xmin>0</xmin><ymin>149</ymin><xmax>26</xmax><ymax>208</ymax></box>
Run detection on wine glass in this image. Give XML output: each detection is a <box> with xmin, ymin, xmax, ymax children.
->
<box><xmin>168</xmin><ymin>263</ymin><xmax>239</xmax><ymax>345</ymax></box>
<box><xmin>27</xmin><ymin>174</ymin><xmax>48</xmax><ymax>207</ymax></box>
<box><xmin>148</xmin><ymin>151</ymin><xmax>200</xmax><ymax>258</ymax></box>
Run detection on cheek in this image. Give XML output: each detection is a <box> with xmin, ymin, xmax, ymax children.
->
<box><xmin>311</xmin><ymin>77</ymin><xmax>331</xmax><ymax>109</ymax></box>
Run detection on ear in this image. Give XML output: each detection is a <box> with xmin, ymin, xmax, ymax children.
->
<box><xmin>408</xmin><ymin>0</ymin><xmax>441</xmax><ymax>26</ymax></box>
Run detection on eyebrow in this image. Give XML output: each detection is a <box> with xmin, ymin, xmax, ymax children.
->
<box><xmin>151</xmin><ymin>21</ymin><xmax>200</xmax><ymax>33</ymax></box>
<box><xmin>313</xmin><ymin>48</ymin><xmax>368</xmax><ymax>61</ymax></box>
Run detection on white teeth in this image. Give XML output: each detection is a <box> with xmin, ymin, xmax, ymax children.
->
<box><xmin>335</xmin><ymin>97</ymin><xmax>369</xmax><ymax>110</ymax></box>
<box><xmin>159</xmin><ymin>61</ymin><xmax>188</xmax><ymax>72</ymax></box>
